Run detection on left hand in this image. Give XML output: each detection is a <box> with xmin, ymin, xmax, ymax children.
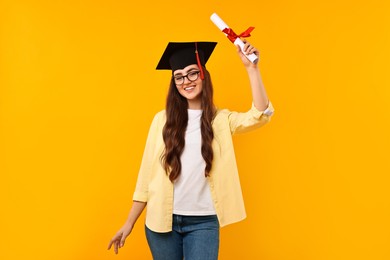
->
<box><xmin>236</xmin><ymin>39</ymin><xmax>259</xmax><ymax>68</ymax></box>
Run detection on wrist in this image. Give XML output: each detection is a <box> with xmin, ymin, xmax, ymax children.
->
<box><xmin>245</xmin><ymin>65</ymin><xmax>259</xmax><ymax>74</ymax></box>
<box><xmin>125</xmin><ymin>219</ymin><xmax>135</xmax><ymax>227</ymax></box>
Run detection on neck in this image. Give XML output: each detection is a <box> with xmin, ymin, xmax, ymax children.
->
<box><xmin>187</xmin><ymin>99</ymin><xmax>201</xmax><ymax>110</ymax></box>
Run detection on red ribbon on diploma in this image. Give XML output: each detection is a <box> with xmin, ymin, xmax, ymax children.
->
<box><xmin>222</xmin><ymin>27</ymin><xmax>255</xmax><ymax>43</ymax></box>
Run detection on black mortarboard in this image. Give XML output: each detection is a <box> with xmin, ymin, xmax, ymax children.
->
<box><xmin>156</xmin><ymin>42</ymin><xmax>217</xmax><ymax>79</ymax></box>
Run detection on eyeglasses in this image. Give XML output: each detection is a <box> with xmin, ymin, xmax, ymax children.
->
<box><xmin>173</xmin><ymin>71</ymin><xmax>200</xmax><ymax>85</ymax></box>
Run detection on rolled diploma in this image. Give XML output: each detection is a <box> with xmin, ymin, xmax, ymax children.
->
<box><xmin>210</xmin><ymin>13</ymin><xmax>258</xmax><ymax>63</ymax></box>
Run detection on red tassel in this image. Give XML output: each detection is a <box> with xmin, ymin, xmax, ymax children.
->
<box><xmin>195</xmin><ymin>42</ymin><xmax>204</xmax><ymax>80</ymax></box>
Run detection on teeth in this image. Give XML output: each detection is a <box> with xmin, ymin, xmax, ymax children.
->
<box><xmin>185</xmin><ymin>86</ymin><xmax>195</xmax><ymax>91</ymax></box>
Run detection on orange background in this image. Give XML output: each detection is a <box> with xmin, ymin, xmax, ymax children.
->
<box><xmin>1</xmin><ymin>0</ymin><xmax>389</xmax><ymax>259</ymax></box>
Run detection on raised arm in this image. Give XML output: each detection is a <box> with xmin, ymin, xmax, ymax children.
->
<box><xmin>236</xmin><ymin>40</ymin><xmax>269</xmax><ymax>111</ymax></box>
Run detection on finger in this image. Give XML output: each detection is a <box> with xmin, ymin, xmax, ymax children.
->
<box><xmin>249</xmin><ymin>46</ymin><xmax>258</xmax><ymax>55</ymax></box>
<box><xmin>243</xmin><ymin>42</ymin><xmax>250</xmax><ymax>53</ymax></box>
<box><xmin>244</xmin><ymin>45</ymin><xmax>251</xmax><ymax>54</ymax></box>
<box><xmin>244</xmin><ymin>40</ymin><xmax>252</xmax><ymax>51</ymax></box>
<box><xmin>236</xmin><ymin>44</ymin><xmax>242</xmax><ymax>54</ymax></box>
<box><xmin>107</xmin><ymin>240</ymin><xmax>113</xmax><ymax>250</ymax></box>
<box><xmin>108</xmin><ymin>233</ymin><xmax>120</xmax><ymax>250</ymax></box>
<box><xmin>108</xmin><ymin>237</ymin><xmax>118</xmax><ymax>250</ymax></box>
<box><xmin>120</xmin><ymin>234</ymin><xmax>126</xmax><ymax>248</ymax></box>
<box><xmin>247</xmin><ymin>46</ymin><xmax>255</xmax><ymax>55</ymax></box>
<box><xmin>114</xmin><ymin>241</ymin><xmax>119</xmax><ymax>254</ymax></box>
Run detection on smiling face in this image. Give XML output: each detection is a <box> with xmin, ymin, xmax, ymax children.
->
<box><xmin>173</xmin><ymin>64</ymin><xmax>203</xmax><ymax>109</ymax></box>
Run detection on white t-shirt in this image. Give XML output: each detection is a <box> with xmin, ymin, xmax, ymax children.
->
<box><xmin>173</xmin><ymin>109</ymin><xmax>216</xmax><ymax>216</ymax></box>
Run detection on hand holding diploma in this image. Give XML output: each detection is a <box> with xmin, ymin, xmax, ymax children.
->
<box><xmin>210</xmin><ymin>13</ymin><xmax>259</xmax><ymax>64</ymax></box>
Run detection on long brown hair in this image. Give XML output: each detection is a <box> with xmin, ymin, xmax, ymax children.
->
<box><xmin>161</xmin><ymin>67</ymin><xmax>216</xmax><ymax>182</ymax></box>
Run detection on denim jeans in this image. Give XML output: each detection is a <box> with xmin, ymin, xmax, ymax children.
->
<box><xmin>145</xmin><ymin>214</ymin><xmax>220</xmax><ymax>260</ymax></box>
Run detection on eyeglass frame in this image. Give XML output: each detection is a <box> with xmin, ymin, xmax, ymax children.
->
<box><xmin>172</xmin><ymin>70</ymin><xmax>201</xmax><ymax>86</ymax></box>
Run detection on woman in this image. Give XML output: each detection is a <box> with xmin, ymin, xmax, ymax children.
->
<box><xmin>108</xmin><ymin>40</ymin><xmax>274</xmax><ymax>259</ymax></box>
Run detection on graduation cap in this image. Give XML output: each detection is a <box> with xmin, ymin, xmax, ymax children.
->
<box><xmin>156</xmin><ymin>41</ymin><xmax>217</xmax><ymax>80</ymax></box>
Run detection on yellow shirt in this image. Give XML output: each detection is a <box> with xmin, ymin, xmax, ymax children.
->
<box><xmin>133</xmin><ymin>102</ymin><xmax>274</xmax><ymax>232</ymax></box>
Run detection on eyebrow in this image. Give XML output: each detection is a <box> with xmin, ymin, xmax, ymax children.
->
<box><xmin>174</xmin><ymin>68</ymin><xmax>199</xmax><ymax>76</ymax></box>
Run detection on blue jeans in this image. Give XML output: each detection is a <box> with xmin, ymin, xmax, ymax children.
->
<box><xmin>145</xmin><ymin>214</ymin><xmax>220</xmax><ymax>260</ymax></box>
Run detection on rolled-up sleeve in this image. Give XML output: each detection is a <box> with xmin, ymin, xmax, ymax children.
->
<box><xmin>228</xmin><ymin>101</ymin><xmax>274</xmax><ymax>134</ymax></box>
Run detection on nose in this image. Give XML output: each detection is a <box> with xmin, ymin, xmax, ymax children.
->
<box><xmin>183</xmin><ymin>75</ymin><xmax>191</xmax><ymax>84</ymax></box>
